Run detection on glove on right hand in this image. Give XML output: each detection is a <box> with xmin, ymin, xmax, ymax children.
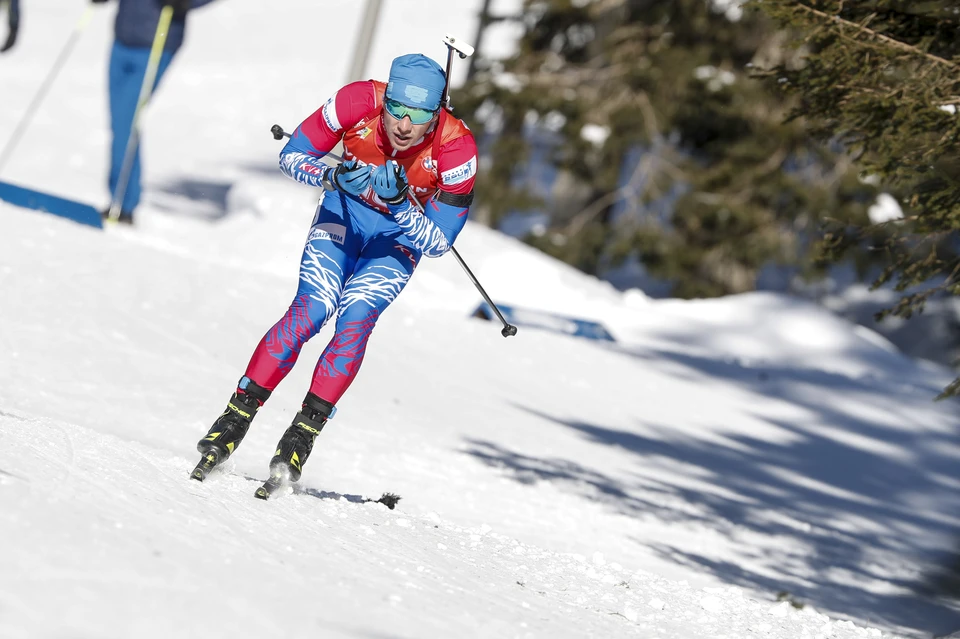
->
<box><xmin>370</xmin><ymin>160</ymin><xmax>409</xmax><ymax>205</ymax></box>
<box><xmin>328</xmin><ymin>159</ymin><xmax>372</xmax><ymax>197</ymax></box>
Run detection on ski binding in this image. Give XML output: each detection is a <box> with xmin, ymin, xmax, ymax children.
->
<box><xmin>190</xmin><ymin>450</ymin><xmax>221</xmax><ymax>482</ymax></box>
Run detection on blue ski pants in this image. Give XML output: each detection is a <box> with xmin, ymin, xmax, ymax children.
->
<box><xmin>107</xmin><ymin>40</ymin><xmax>175</xmax><ymax>213</ymax></box>
<box><xmin>244</xmin><ymin>191</ymin><xmax>423</xmax><ymax>405</ymax></box>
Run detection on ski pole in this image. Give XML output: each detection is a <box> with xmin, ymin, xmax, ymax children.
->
<box><xmin>433</xmin><ymin>36</ymin><xmax>518</xmax><ymax>337</ymax></box>
<box><xmin>107</xmin><ymin>4</ymin><xmax>174</xmax><ymax>222</ymax></box>
<box><xmin>0</xmin><ymin>4</ymin><xmax>95</xmax><ymax>175</ymax></box>
<box><xmin>404</xmin><ymin>188</ymin><xmax>517</xmax><ymax>337</ymax></box>
<box><xmin>446</xmin><ymin>244</ymin><xmax>517</xmax><ymax>337</ymax></box>
<box><xmin>269</xmin><ymin>123</ymin><xmax>517</xmax><ymax>338</ymax></box>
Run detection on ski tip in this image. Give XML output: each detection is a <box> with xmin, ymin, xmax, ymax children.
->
<box><xmin>376</xmin><ymin>492</ymin><xmax>401</xmax><ymax>510</ymax></box>
<box><xmin>254</xmin><ymin>474</ymin><xmax>286</xmax><ymax>500</ymax></box>
<box><xmin>190</xmin><ymin>469</ymin><xmax>205</xmax><ymax>482</ymax></box>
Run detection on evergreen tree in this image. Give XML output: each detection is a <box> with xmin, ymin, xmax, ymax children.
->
<box><xmin>747</xmin><ymin>0</ymin><xmax>960</xmax><ymax>396</ymax></box>
<box><xmin>458</xmin><ymin>0</ymin><xmax>874</xmax><ymax>298</ymax></box>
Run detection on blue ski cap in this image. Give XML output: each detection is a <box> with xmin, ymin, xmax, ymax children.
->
<box><xmin>386</xmin><ymin>53</ymin><xmax>446</xmax><ymax>112</ymax></box>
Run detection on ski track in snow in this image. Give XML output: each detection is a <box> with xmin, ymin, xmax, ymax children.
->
<box><xmin>0</xmin><ymin>414</ymin><xmax>906</xmax><ymax>639</ymax></box>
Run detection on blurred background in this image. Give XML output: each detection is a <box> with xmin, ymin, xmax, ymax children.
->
<box><xmin>2</xmin><ymin>0</ymin><xmax>958</xmax><ymax>378</ymax></box>
<box><xmin>453</xmin><ymin>0</ymin><xmax>960</xmax><ymax>383</ymax></box>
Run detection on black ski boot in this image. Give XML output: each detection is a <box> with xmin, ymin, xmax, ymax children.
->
<box><xmin>191</xmin><ymin>379</ymin><xmax>272</xmax><ymax>481</ymax></box>
<box><xmin>255</xmin><ymin>392</ymin><xmax>335</xmax><ymax>500</ymax></box>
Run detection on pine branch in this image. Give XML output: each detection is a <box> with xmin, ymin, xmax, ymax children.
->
<box><xmin>560</xmin><ymin>92</ymin><xmax>677</xmax><ymax>238</ymax></box>
<box><xmin>791</xmin><ymin>1</ymin><xmax>960</xmax><ymax>70</ymax></box>
<box><xmin>563</xmin><ymin>144</ymin><xmax>665</xmax><ymax>237</ymax></box>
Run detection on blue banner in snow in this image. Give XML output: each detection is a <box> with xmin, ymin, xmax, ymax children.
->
<box><xmin>473</xmin><ymin>302</ymin><xmax>616</xmax><ymax>342</ymax></box>
<box><xmin>0</xmin><ymin>180</ymin><xmax>103</xmax><ymax>229</ymax></box>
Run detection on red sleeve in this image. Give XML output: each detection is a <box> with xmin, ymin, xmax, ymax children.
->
<box><xmin>296</xmin><ymin>81</ymin><xmax>379</xmax><ymax>155</ymax></box>
<box><xmin>435</xmin><ymin>134</ymin><xmax>479</xmax><ymax>196</ymax></box>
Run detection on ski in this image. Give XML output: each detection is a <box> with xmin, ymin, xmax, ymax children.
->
<box><xmin>189</xmin><ymin>450</ymin><xmax>221</xmax><ymax>482</ymax></box>
<box><xmin>190</xmin><ymin>458</ymin><xmax>401</xmax><ymax>509</ymax></box>
<box><xmin>253</xmin><ymin>475</ymin><xmax>401</xmax><ymax>509</ymax></box>
<box><xmin>254</xmin><ymin>470</ymin><xmax>287</xmax><ymax>500</ymax></box>
<box><xmin>366</xmin><ymin>493</ymin><xmax>401</xmax><ymax>510</ymax></box>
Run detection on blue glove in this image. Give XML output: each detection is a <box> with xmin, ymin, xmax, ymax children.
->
<box><xmin>371</xmin><ymin>160</ymin><xmax>409</xmax><ymax>205</ymax></box>
<box><xmin>327</xmin><ymin>159</ymin><xmax>372</xmax><ymax>197</ymax></box>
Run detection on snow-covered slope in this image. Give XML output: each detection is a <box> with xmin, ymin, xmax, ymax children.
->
<box><xmin>3</xmin><ymin>2</ymin><xmax>960</xmax><ymax>638</ymax></box>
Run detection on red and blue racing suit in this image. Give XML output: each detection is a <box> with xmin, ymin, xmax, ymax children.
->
<box><xmin>242</xmin><ymin>80</ymin><xmax>479</xmax><ymax>406</ymax></box>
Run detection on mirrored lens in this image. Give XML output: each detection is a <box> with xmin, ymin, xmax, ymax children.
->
<box><xmin>384</xmin><ymin>98</ymin><xmax>436</xmax><ymax>125</ymax></box>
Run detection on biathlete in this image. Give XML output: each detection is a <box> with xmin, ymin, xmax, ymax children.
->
<box><xmin>192</xmin><ymin>52</ymin><xmax>479</xmax><ymax>492</ymax></box>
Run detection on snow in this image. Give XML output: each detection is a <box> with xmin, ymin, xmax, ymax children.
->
<box><xmin>3</xmin><ymin>1</ymin><xmax>960</xmax><ymax>638</ymax></box>
<box><xmin>580</xmin><ymin>123</ymin><xmax>610</xmax><ymax>147</ymax></box>
<box><xmin>868</xmin><ymin>193</ymin><xmax>904</xmax><ymax>224</ymax></box>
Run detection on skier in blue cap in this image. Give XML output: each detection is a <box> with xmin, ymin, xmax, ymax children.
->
<box><xmin>192</xmin><ymin>52</ymin><xmax>480</xmax><ymax>496</ymax></box>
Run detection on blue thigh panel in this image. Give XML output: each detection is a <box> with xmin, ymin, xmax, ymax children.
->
<box><xmin>245</xmin><ymin>192</ymin><xmax>423</xmax><ymax>403</ymax></box>
<box><xmin>307</xmin><ymin>207</ymin><xmax>423</xmax><ymax>403</ymax></box>
<box><xmin>243</xmin><ymin>196</ymin><xmax>365</xmax><ymax>388</ymax></box>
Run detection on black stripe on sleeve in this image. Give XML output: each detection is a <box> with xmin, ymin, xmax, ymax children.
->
<box><xmin>436</xmin><ymin>190</ymin><xmax>474</xmax><ymax>207</ymax></box>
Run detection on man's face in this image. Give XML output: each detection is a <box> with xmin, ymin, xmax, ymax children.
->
<box><xmin>383</xmin><ymin>99</ymin><xmax>439</xmax><ymax>152</ymax></box>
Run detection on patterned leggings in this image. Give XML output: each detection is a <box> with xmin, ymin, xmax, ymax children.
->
<box><xmin>244</xmin><ymin>195</ymin><xmax>421</xmax><ymax>405</ymax></box>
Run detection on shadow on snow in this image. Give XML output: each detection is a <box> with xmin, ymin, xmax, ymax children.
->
<box><xmin>463</xmin><ymin>343</ymin><xmax>960</xmax><ymax>637</ymax></box>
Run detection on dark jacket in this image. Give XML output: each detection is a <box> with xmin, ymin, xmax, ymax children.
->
<box><xmin>1</xmin><ymin>0</ymin><xmax>20</xmax><ymax>53</ymax></box>
<box><xmin>114</xmin><ymin>0</ymin><xmax>216</xmax><ymax>51</ymax></box>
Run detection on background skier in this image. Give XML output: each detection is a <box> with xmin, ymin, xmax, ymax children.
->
<box><xmin>92</xmin><ymin>0</ymin><xmax>217</xmax><ymax>223</ymax></box>
<box><xmin>194</xmin><ymin>52</ymin><xmax>479</xmax><ymax>492</ymax></box>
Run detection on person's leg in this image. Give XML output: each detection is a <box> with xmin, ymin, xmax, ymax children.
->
<box><xmin>309</xmin><ymin>235</ymin><xmax>422</xmax><ymax>404</ymax></box>
<box><xmin>107</xmin><ymin>41</ymin><xmax>176</xmax><ymax>216</ymax></box>
<box><xmin>197</xmin><ymin>201</ymin><xmax>361</xmax><ymax>462</ymax></box>
<box><xmin>268</xmin><ymin>234</ymin><xmax>422</xmax><ymax>483</ymax></box>
<box><xmin>243</xmin><ymin>204</ymin><xmax>360</xmax><ymax>391</ymax></box>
